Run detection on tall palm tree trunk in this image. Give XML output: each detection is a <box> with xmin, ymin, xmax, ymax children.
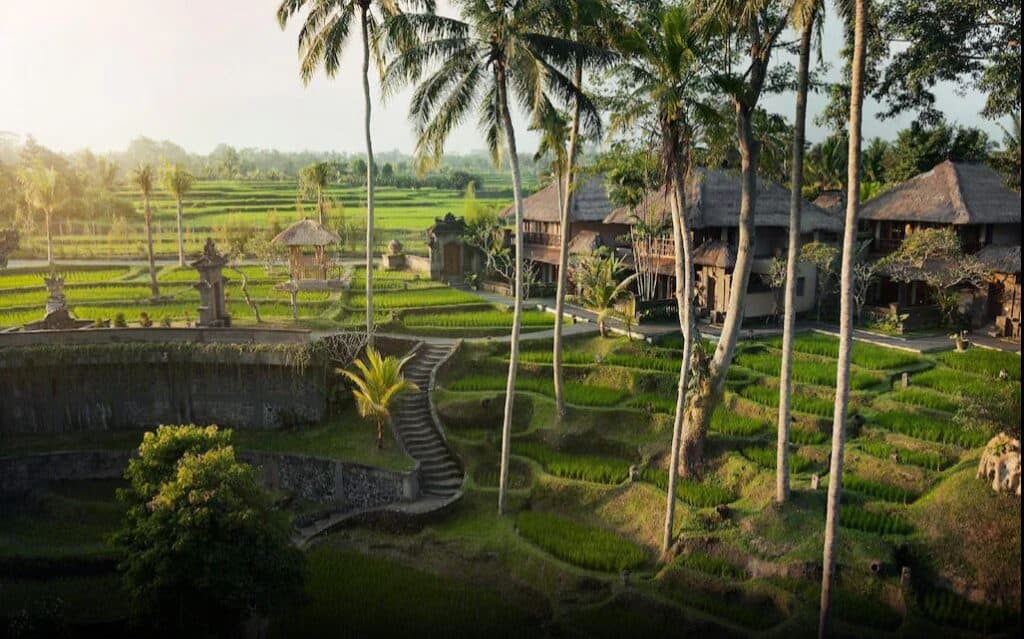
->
<box><xmin>45</xmin><ymin>210</ymin><xmax>53</xmax><ymax>265</ymax></box>
<box><xmin>360</xmin><ymin>5</ymin><xmax>376</xmax><ymax>345</ymax></box>
<box><xmin>776</xmin><ymin>15</ymin><xmax>815</xmax><ymax>503</ymax></box>
<box><xmin>680</xmin><ymin>106</ymin><xmax>758</xmax><ymax>477</ymax></box>
<box><xmin>552</xmin><ymin>60</ymin><xmax>582</xmax><ymax>420</ymax></box>
<box><xmin>175</xmin><ymin>198</ymin><xmax>186</xmax><ymax>267</ymax></box>
<box><xmin>144</xmin><ymin>198</ymin><xmax>159</xmax><ymax>299</ymax></box>
<box><xmin>496</xmin><ymin>65</ymin><xmax>526</xmax><ymax>516</ymax></box>
<box><xmin>820</xmin><ymin>1</ymin><xmax>866</xmax><ymax>635</ymax></box>
<box><xmin>663</xmin><ymin>152</ymin><xmax>696</xmax><ymax>554</ymax></box>
<box><xmin>318</xmin><ymin>188</ymin><xmax>326</xmax><ymax>226</ymax></box>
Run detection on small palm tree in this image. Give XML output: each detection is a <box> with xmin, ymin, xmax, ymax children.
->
<box><xmin>571</xmin><ymin>248</ymin><xmax>637</xmax><ymax>337</ymax></box>
<box><xmin>17</xmin><ymin>163</ymin><xmax>67</xmax><ymax>266</ymax></box>
<box><xmin>160</xmin><ymin>162</ymin><xmax>195</xmax><ymax>267</ymax></box>
<box><xmin>299</xmin><ymin>162</ymin><xmax>333</xmax><ymax>226</ymax></box>
<box><xmin>340</xmin><ymin>347</ymin><xmax>419</xmax><ymax>449</ymax></box>
<box><xmin>132</xmin><ymin>164</ymin><xmax>160</xmax><ymax>299</ymax></box>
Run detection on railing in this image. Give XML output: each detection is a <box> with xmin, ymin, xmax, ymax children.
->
<box><xmin>524</xmin><ymin>231</ymin><xmax>561</xmax><ymax>246</ymax></box>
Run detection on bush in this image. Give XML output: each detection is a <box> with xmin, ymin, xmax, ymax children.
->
<box><xmin>113</xmin><ymin>312</ymin><xmax>127</xmax><ymax>328</ymax></box>
<box><xmin>515</xmin><ymin>511</ymin><xmax>647</xmax><ymax>572</ymax></box>
<box><xmin>516</xmin><ymin>442</ymin><xmax>630</xmax><ymax>485</ymax></box>
<box><xmin>640</xmin><ymin>470</ymin><xmax>736</xmax><ymax>507</ymax></box>
<box><xmin>838</xmin><ymin>506</ymin><xmax>912</xmax><ymax>535</ymax></box>
<box><xmin>740</xmin><ymin>446</ymin><xmax>813</xmax><ymax>473</ymax></box>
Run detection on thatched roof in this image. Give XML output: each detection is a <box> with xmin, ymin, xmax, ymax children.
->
<box><xmin>603</xmin><ymin>168</ymin><xmax>842</xmax><ymax>232</ymax></box>
<box><xmin>693</xmin><ymin>239</ymin><xmax>737</xmax><ymax>268</ymax></box>
<box><xmin>568</xmin><ymin>230</ymin><xmax>605</xmax><ymax>255</ymax></box>
<box><xmin>813</xmin><ymin>190</ymin><xmax>845</xmax><ymax>213</ymax></box>
<box><xmin>975</xmin><ymin>244</ymin><xmax>1021</xmax><ymax>274</ymax></box>
<box><xmin>859</xmin><ymin>161</ymin><xmax>1021</xmax><ymax>224</ymax></box>
<box><xmin>271</xmin><ymin>218</ymin><xmax>340</xmax><ymax>246</ymax></box>
<box><xmin>503</xmin><ymin>174</ymin><xmax>613</xmax><ymax>223</ymax></box>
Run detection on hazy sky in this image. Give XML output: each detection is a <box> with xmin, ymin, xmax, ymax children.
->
<box><xmin>0</xmin><ymin>0</ymin><xmax>1004</xmax><ymax>156</ymax></box>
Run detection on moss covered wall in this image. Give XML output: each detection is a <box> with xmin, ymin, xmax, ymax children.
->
<box><xmin>0</xmin><ymin>343</ymin><xmax>327</xmax><ymax>433</ymax></box>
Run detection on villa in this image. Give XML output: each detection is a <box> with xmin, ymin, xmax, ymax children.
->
<box><xmin>858</xmin><ymin>160</ymin><xmax>1022</xmax><ymax>339</ymax></box>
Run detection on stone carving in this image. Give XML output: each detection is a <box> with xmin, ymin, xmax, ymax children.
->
<box><xmin>977</xmin><ymin>433</ymin><xmax>1021</xmax><ymax>496</ymax></box>
<box><xmin>191</xmin><ymin>238</ymin><xmax>231</xmax><ymax>327</ymax></box>
<box><xmin>22</xmin><ymin>273</ymin><xmax>93</xmax><ymax>330</ymax></box>
<box><xmin>383</xmin><ymin>238</ymin><xmax>406</xmax><ymax>270</ymax></box>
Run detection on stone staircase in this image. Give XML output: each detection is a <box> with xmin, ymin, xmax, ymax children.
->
<box><xmin>393</xmin><ymin>343</ymin><xmax>463</xmax><ymax>499</ymax></box>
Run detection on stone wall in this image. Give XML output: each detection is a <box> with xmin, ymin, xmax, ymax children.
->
<box><xmin>0</xmin><ymin>342</ymin><xmax>326</xmax><ymax>434</ymax></box>
<box><xmin>0</xmin><ymin>327</ymin><xmax>312</xmax><ymax>348</ymax></box>
<box><xmin>0</xmin><ymin>450</ymin><xmax>419</xmax><ymax>507</ymax></box>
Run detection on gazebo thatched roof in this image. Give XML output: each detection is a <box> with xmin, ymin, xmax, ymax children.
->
<box><xmin>271</xmin><ymin>218</ymin><xmax>340</xmax><ymax>247</ymax></box>
<box><xmin>975</xmin><ymin>244</ymin><xmax>1021</xmax><ymax>274</ymax></box>
<box><xmin>859</xmin><ymin>161</ymin><xmax>1021</xmax><ymax>224</ymax></box>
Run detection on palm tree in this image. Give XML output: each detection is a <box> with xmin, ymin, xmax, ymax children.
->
<box><xmin>571</xmin><ymin>249</ymin><xmax>637</xmax><ymax>337</ymax></box>
<box><xmin>132</xmin><ymin>164</ymin><xmax>160</xmax><ymax>300</ymax></box>
<box><xmin>160</xmin><ymin>162</ymin><xmax>195</xmax><ymax>267</ymax></box>
<box><xmin>340</xmin><ymin>347</ymin><xmax>419</xmax><ymax>449</ymax></box>
<box><xmin>819</xmin><ymin>0</ymin><xmax>866</xmax><ymax>636</ymax></box>
<box><xmin>610</xmin><ymin>1</ymin><xmax>709</xmax><ymax>555</ymax></box>
<box><xmin>17</xmin><ymin>163</ymin><xmax>67</xmax><ymax>266</ymax></box>
<box><xmin>299</xmin><ymin>162</ymin><xmax>332</xmax><ymax>225</ymax></box>
<box><xmin>776</xmin><ymin>0</ymin><xmax>822</xmax><ymax>504</ymax></box>
<box><xmin>277</xmin><ymin>0</ymin><xmax>433</xmax><ymax>342</ymax></box>
<box><xmin>678</xmin><ymin>0</ymin><xmax>794</xmax><ymax>478</ymax></box>
<box><xmin>382</xmin><ymin>0</ymin><xmax>603</xmax><ymax>515</ymax></box>
<box><xmin>549</xmin><ymin>0</ymin><xmax>616</xmax><ymax>421</ymax></box>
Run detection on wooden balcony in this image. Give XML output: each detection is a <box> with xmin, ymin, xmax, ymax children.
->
<box><xmin>524</xmin><ymin>231</ymin><xmax>561</xmax><ymax>247</ymax></box>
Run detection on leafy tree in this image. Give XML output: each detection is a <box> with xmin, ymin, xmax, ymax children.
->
<box><xmin>383</xmin><ymin>0</ymin><xmax>602</xmax><ymax>515</ymax></box>
<box><xmin>991</xmin><ymin>115</ymin><xmax>1021</xmax><ymax>191</ymax></box>
<box><xmin>350</xmin><ymin>157</ymin><xmax>368</xmax><ymax>177</ymax></box>
<box><xmin>820</xmin><ymin>0</ymin><xmax>869</xmax><ymax>633</ymax></box>
<box><xmin>0</xmin><ymin>226</ymin><xmax>18</xmax><ymax>269</ymax></box>
<box><xmin>299</xmin><ymin>162</ymin><xmax>332</xmax><ymax>225</ymax></box>
<box><xmin>874</xmin><ymin>0</ymin><xmax>1020</xmax><ymax>120</ymax></box>
<box><xmin>131</xmin><ymin>164</ymin><xmax>160</xmax><ymax>299</ymax></box>
<box><xmin>804</xmin><ymin>134</ymin><xmax>847</xmax><ymax>193</ymax></box>
<box><xmin>570</xmin><ymin>248</ymin><xmax>637</xmax><ymax>337</ymax></box>
<box><xmin>878</xmin><ymin>227</ymin><xmax>989</xmax><ymax>328</ymax></box>
<box><xmin>340</xmin><ymin>348</ymin><xmax>419</xmax><ymax>449</ymax></box>
<box><xmin>800</xmin><ymin>240</ymin><xmax>840</xmax><ymax>321</ymax></box>
<box><xmin>17</xmin><ymin>163</ymin><xmax>67</xmax><ymax>265</ymax></box>
<box><xmin>160</xmin><ymin>162</ymin><xmax>195</xmax><ymax>266</ymax></box>
<box><xmin>882</xmin><ymin>118</ymin><xmax>992</xmax><ymax>182</ymax></box>
<box><xmin>851</xmin><ymin>239</ymin><xmax>883</xmax><ymax>324</ymax></box>
<box><xmin>112</xmin><ymin>425</ymin><xmax>304</xmax><ymax>637</ymax></box>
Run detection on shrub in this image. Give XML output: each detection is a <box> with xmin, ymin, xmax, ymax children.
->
<box><xmin>113</xmin><ymin>313</ymin><xmax>127</xmax><ymax>328</ymax></box>
<box><xmin>675</xmin><ymin>551</ymin><xmax>747</xmax><ymax>580</ymax></box>
<box><xmin>838</xmin><ymin>506</ymin><xmax>912</xmax><ymax>535</ymax></box>
<box><xmin>640</xmin><ymin>470</ymin><xmax>736</xmax><ymax>507</ymax></box>
<box><xmin>740</xmin><ymin>446</ymin><xmax>813</xmax><ymax>473</ymax></box>
<box><xmin>885</xmin><ymin>387</ymin><xmax>960</xmax><ymax>413</ymax></box>
<box><xmin>515</xmin><ymin>442</ymin><xmax>630</xmax><ymax>485</ymax></box>
<box><xmin>515</xmin><ymin>511</ymin><xmax>647</xmax><ymax>572</ymax></box>
<box><xmin>858</xmin><ymin>440</ymin><xmax>950</xmax><ymax>471</ymax></box>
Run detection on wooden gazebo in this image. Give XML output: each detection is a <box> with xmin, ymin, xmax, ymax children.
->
<box><xmin>271</xmin><ymin>218</ymin><xmax>341</xmax><ymax>282</ymax></box>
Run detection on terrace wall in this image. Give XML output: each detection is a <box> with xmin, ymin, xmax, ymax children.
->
<box><xmin>0</xmin><ymin>449</ymin><xmax>419</xmax><ymax>508</ymax></box>
<box><xmin>0</xmin><ymin>329</ymin><xmax>326</xmax><ymax>434</ymax></box>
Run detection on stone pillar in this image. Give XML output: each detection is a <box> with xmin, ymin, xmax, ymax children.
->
<box><xmin>191</xmin><ymin>238</ymin><xmax>231</xmax><ymax>328</ymax></box>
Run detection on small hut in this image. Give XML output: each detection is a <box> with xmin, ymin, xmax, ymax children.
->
<box><xmin>271</xmin><ymin>218</ymin><xmax>341</xmax><ymax>283</ymax></box>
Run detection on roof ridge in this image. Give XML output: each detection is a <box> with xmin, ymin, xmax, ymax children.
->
<box><xmin>942</xmin><ymin>160</ymin><xmax>973</xmax><ymax>224</ymax></box>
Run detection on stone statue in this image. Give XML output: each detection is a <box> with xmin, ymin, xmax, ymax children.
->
<box><xmin>977</xmin><ymin>433</ymin><xmax>1021</xmax><ymax>497</ymax></box>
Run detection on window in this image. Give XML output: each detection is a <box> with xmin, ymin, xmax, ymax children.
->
<box><xmin>796</xmin><ymin>277</ymin><xmax>806</xmax><ymax>297</ymax></box>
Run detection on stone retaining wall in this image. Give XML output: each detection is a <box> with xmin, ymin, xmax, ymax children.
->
<box><xmin>0</xmin><ymin>449</ymin><xmax>418</xmax><ymax>508</ymax></box>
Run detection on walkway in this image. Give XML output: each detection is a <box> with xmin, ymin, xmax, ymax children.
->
<box><xmin>294</xmin><ymin>340</ymin><xmax>464</xmax><ymax>546</ymax></box>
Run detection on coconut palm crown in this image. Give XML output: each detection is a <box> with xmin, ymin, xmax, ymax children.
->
<box><xmin>340</xmin><ymin>347</ymin><xmax>419</xmax><ymax>449</ymax></box>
